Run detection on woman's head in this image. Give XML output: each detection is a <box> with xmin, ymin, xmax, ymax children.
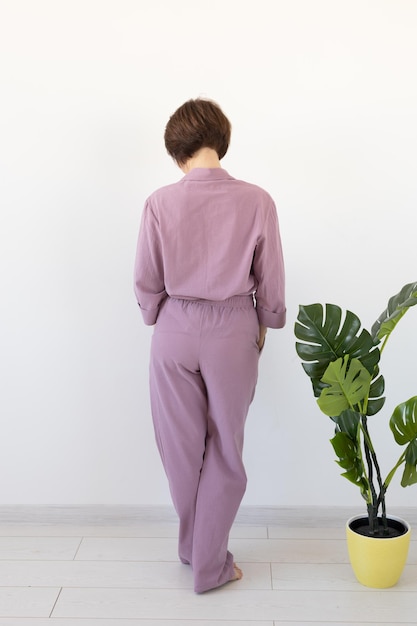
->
<box><xmin>164</xmin><ymin>98</ymin><xmax>231</xmax><ymax>166</ymax></box>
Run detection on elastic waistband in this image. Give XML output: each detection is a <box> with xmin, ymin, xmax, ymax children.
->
<box><xmin>170</xmin><ymin>295</ymin><xmax>255</xmax><ymax>309</ymax></box>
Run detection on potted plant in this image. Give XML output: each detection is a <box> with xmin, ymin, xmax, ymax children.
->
<box><xmin>294</xmin><ymin>281</ymin><xmax>417</xmax><ymax>588</ymax></box>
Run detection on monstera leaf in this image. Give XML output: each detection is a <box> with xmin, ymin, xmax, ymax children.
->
<box><xmin>295</xmin><ymin>303</ymin><xmax>381</xmax><ymax>398</ymax></box>
<box><xmin>367</xmin><ymin>371</ymin><xmax>386</xmax><ymax>416</ymax></box>
<box><xmin>390</xmin><ymin>396</ymin><xmax>417</xmax><ymax>487</ymax></box>
<box><xmin>332</xmin><ymin>408</ymin><xmax>361</xmax><ymax>439</ymax></box>
<box><xmin>330</xmin><ymin>430</ymin><xmax>369</xmax><ymax>497</ymax></box>
<box><xmin>390</xmin><ymin>396</ymin><xmax>417</xmax><ymax>444</ymax></box>
<box><xmin>372</xmin><ymin>282</ymin><xmax>417</xmax><ymax>343</ymax></box>
<box><xmin>317</xmin><ymin>356</ymin><xmax>372</xmax><ymax>417</ymax></box>
<box><xmin>402</xmin><ymin>440</ymin><xmax>417</xmax><ymax>487</ymax></box>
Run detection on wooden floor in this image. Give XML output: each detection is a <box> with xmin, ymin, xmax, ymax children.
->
<box><xmin>0</xmin><ymin>505</ymin><xmax>416</xmax><ymax>625</ymax></box>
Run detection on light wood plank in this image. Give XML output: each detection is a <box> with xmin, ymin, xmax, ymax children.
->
<box><xmin>230</xmin><ymin>538</ymin><xmax>349</xmax><ymax>563</ymax></box>
<box><xmin>0</xmin><ymin>587</ymin><xmax>60</xmax><ymax>617</ymax></box>
<box><xmin>75</xmin><ymin>536</ymin><xmax>349</xmax><ymax>564</ymax></box>
<box><xmin>51</xmin><ymin>587</ymin><xmax>417</xmax><ymax>621</ymax></box>
<box><xmin>0</xmin><ymin>560</ymin><xmax>271</xmax><ymax>590</ymax></box>
<box><xmin>0</xmin><ymin>621</ymin><xmax>414</xmax><ymax>626</ymax></box>
<box><xmin>0</xmin><ymin>617</ymin><xmax>272</xmax><ymax>626</ymax></box>
<box><xmin>0</xmin><ymin>537</ymin><xmax>81</xmax><ymax>561</ymax></box>
<box><xmin>272</xmin><ymin>562</ymin><xmax>417</xmax><ymax>590</ymax></box>
<box><xmin>75</xmin><ymin>537</ymin><xmax>179</xmax><ymax>561</ymax></box>
<box><xmin>0</xmin><ymin>523</ymin><xmax>266</xmax><ymax>539</ymax></box>
<box><xmin>268</xmin><ymin>526</ymin><xmax>345</xmax><ymax>539</ymax></box>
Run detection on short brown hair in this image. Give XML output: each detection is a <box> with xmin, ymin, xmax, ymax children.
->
<box><xmin>164</xmin><ymin>98</ymin><xmax>231</xmax><ymax>165</ymax></box>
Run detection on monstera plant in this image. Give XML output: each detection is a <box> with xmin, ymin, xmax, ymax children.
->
<box><xmin>295</xmin><ymin>282</ymin><xmax>417</xmax><ymax>537</ymax></box>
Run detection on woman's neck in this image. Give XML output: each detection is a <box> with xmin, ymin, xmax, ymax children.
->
<box><xmin>180</xmin><ymin>147</ymin><xmax>221</xmax><ymax>173</ymax></box>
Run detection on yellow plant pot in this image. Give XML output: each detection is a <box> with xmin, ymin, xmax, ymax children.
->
<box><xmin>346</xmin><ymin>515</ymin><xmax>411</xmax><ymax>588</ymax></box>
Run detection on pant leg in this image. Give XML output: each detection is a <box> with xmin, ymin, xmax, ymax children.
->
<box><xmin>149</xmin><ymin>299</ymin><xmax>207</xmax><ymax>565</ymax></box>
<box><xmin>191</xmin><ymin>304</ymin><xmax>260</xmax><ymax>593</ymax></box>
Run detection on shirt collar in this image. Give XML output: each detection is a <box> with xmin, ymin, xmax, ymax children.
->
<box><xmin>181</xmin><ymin>168</ymin><xmax>233</xmax><ymax>181</ymax></box>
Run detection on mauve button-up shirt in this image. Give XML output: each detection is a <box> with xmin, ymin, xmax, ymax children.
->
<box><xmin>134</xmin><ymin>168</ymin><xmax>286</xmax><ymax>328</ymax></box>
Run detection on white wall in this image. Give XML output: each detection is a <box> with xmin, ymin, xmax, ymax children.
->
<box><xmin>1</xmin><ymin>0</ymin><xmax>416</xmax><ymax>507</ymax></box>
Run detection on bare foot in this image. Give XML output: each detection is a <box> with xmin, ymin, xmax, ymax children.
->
<box><xmin>231</xmin><ymin>562</ymin><xmax>243</xmax><ymax>582</ymax></box>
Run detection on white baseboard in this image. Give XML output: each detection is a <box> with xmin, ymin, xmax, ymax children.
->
<box><xmin>1</xmin><ymin>505</ymin><xmax>416</xmax><ymax>527</ymax></box>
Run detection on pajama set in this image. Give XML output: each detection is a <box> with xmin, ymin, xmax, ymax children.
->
<box><xmin>134</xmin><ymin>167</ymin><xmax>285</xmax><ymax>593</ymax></box>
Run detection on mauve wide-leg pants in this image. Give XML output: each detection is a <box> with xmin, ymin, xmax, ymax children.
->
<box><xmin>149</xmin><ymin>296</ymin><xmax>260</xmax><ymax>593</ymax></box>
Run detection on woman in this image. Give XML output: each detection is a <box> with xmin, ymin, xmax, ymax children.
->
<box><xmin>134</xmin><ymin>98</ymin><xmax>285</xmax><ymax>593</ymax></box>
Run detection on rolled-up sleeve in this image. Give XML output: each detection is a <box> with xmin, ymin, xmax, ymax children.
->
<box><xmin>134</xmin><ymin>200</ymin><xmax>167</xmax><ymax>325</ymax></box>
<box><xmin>253</xmin><ymin>202</ymin><xmax>286</xmax><ymax>329</ymax></box>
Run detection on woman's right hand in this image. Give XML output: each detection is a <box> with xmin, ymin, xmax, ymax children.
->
<box><xmin>257</xmin><ymin>324</ymin><xmax>267</xmax><ymax>351</ymax></box>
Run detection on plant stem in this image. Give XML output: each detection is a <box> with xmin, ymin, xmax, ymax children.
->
<box><xmin>361</xmin><ymin>416</ymin><xmax>378</xmax><ymax>533</ymax></box>
<box><xmin>379</xmin><ymin>334</ymin><xmax>389</xmax><ymax>355</ymax></box>
<box><xmin>360</xmin><ymin>417</ymin><xmax>388</xmax><ymax>533</ymax></box>
<box><xmin>382</xmin><ymin>451</ymin><xmax>407</xmax><ymax>493</ymax></box>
